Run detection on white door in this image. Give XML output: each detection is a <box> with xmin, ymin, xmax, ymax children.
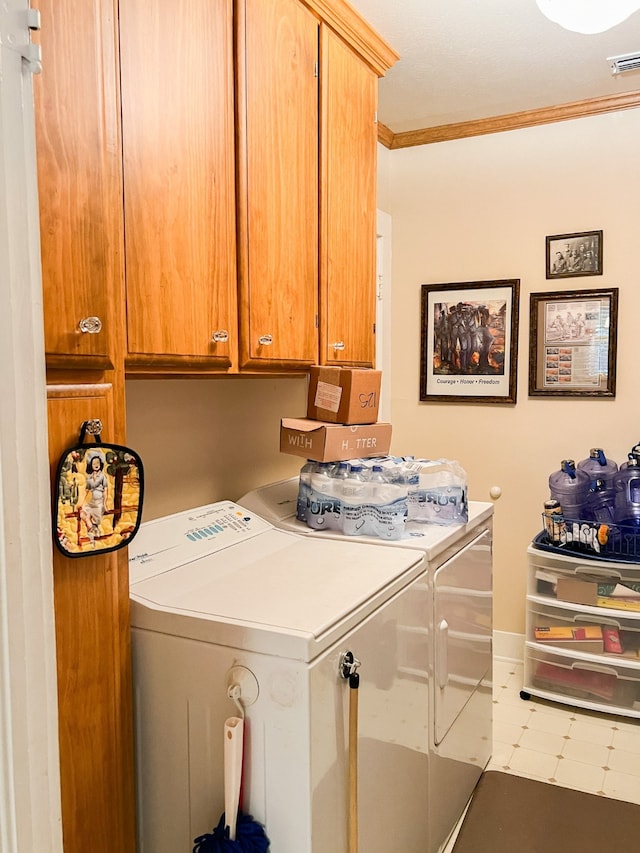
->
<box><xmin>0</xmin><ymin>4</ymin><xmax>63</xmax><ymax>851</ymax></box>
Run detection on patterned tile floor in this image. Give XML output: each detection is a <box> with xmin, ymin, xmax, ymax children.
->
<box><xmin>443</xmin><ymin>656</ymin><xmax>640</xmax><ymax>852</ymax></box>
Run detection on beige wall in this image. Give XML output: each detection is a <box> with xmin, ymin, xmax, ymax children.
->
<box><xmin>126</xmin><ymin>377</ymin><xmax>308</xmax><ymax>520</ymax></box>
<box><xmin>125</xmin><ymin>109</ymin><xmax>640</xmax><ymax>638</ymax></box>
<box><xmin>381</xmin><ymin>107</ymin><xmax>640</xmax><ymax>634</ymax></box>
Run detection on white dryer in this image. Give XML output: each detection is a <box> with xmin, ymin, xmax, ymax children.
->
<box><xmin>239</xmin><ymin>478</ymin><xmax>494</xmax><ymax>853</ymax></box>
<box><xmin>129</xmin><ymin>500</ymin><xmax>432</xmax><ymax>853</ymax></box>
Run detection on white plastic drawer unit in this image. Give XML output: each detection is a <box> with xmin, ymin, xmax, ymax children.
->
<box><xmin>524</xmin><ymin>645</ymin><xmax>640</xmax><ymax>714</ymax></box>
<box><xmin>524</xmin><ymin>542</ymin><xmax>640</xmax><ymax>717</ymax></box>
<box><xmin>527</xmin><ymin>599</ymin><xmax>640</xmax><ymax>646</ymax></box>
<box><xmin>527</xmin><ymin>545</ymin><xmax>640</xmax><ymax>597</ymax></box>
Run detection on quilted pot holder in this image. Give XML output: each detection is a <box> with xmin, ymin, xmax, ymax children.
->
<box><xmin>53</xmin><ymin>420</ymin><xmax>144</xmax><ymax>557</ymax></box>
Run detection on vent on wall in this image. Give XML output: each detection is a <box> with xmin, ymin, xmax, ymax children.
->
<box><xmin>608</xmin><ymin>51</ymin><xmax>640</xmax><ymax>74</ymax></box>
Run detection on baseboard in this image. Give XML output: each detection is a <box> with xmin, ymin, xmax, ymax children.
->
<box><xmin>493</xmin><ymin>630</ymin><xmax>524</xmax><ymax>663</ymax></box>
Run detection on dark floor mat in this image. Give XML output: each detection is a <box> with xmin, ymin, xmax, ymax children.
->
<box><xmin>452</xmin><ymin>770</ymin><xmax>640</xmax><ymax>853</ymax></box>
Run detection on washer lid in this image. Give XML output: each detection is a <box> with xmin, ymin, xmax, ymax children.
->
<box><xmin>239</xmin><ymin>478</ymin><xmax>493</xmax><ymax>560</ymax></box>
<box><xmin>129</xmin><ymin>501</ymin><xmax>425</xmax><ymax>662</ymax></box>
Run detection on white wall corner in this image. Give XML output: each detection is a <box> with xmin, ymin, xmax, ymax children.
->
<box><xmin>493</xmin><ymin>630</ymin><xmax>525</xmax><ymax>663</ymax></box>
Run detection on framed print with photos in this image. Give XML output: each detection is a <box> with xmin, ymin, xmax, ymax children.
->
<box><xmin>546</xmin><ymin>230</ymin><xmax>603</xmax><ymax>279</ymax></box>
<box><xmin>420</xmin><ymin>279</ymin><xmax>520</xmax><ymax>404</ymax></box>
<box><xmin>529</xmin><ymin>287</ymin><xmax>618</xmax><ymax>398</ymax></box>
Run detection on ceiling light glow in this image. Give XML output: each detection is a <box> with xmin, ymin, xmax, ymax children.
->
<box><xmin>536</xmin><ymin>0</ymin><xmax>640</xmax><ymax>34</ymax></box>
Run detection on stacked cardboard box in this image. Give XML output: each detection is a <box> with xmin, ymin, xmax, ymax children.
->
<box><xmin>280</xmin><ymin>366</ymin><xmax>392</xmax><ymax>462</ymax></box>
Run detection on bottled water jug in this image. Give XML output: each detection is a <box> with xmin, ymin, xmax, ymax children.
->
<box><xmin>548</xmin><ymin>459</ymin><xmax>590</xmax><ymax>522</ymax></box>
<box><xmin>619</xmin><ymin>444</ymin><xmax>640</xmax><ymax>470</ymax></box>
<box><xmin>584</xmin><ymin>478</ymin><xmax>616</xmax><ymax>524</ymax></box>
<box><xmin>613</xmin><ymin>458</ymin><xmax>640</xmax><ymax>527</ymax></box>
<box><xmin>577</xmin><ymin>448</ymin><xmax>618</xmax><ymax>488</ymax></box>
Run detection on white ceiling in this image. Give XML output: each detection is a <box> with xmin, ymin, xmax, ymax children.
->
<box><xmin>347</xmin><ymin>0</ymin><xmax>640</xmax><ymax>132</ymax></box>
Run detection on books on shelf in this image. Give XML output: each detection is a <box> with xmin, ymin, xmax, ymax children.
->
<box><xmin>534</xmin><ymin>625</ymin><xmax>603</xmax><ymax>653</ymax></box>
<box><xmin>596</xmin><ymin>596</ymin><xmax>640</xmax><ymax>612</ymax></box>
<box><xmin>602</xmin><ymin>627</ymin><xmax>623</xmax><ymax>654</ymax></box>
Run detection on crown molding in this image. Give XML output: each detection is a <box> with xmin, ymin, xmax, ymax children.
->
<box><xmin>303</xmin><ymin>0</ymin><xmax>399</xmax><ymax>76</ymax></box>
<box><xmin>377</xmin><ymin>121</ymin><xmax>394</xmax><ymax>148</ymax></box>
<box><xmin>377</xmin><ymin>89</ymin><xmax>640</xmax><ymax>149</ymax></box>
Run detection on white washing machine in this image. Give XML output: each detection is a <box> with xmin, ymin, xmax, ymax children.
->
<box><xmin>129</xmin><ymin>500</ymin><xmax>434</xmax><ymax>853</ymax></box>
<box><xmin>239</xmin><ymin>478</ymin><xmax>494</xmax><ymax>853</ymax></box>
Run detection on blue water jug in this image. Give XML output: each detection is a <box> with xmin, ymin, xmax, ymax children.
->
<box><xmin>613</xmin><ymin>458</ymin><xmax>640</xmax><ymax>527</ymax></box>
<box><xmin>548</xmin><ymin>459</ymin><xmax>590</xmax><ymax>522</ymax></box>
<box><xmin>584</xmin><ymin>478</ymin><xmax>616</xmax><ymax>524</ymax></box>
<box><xmin>619</xmin><ymin>445</ymin><xmax>640</xmax><ymax>470</ymax></box>
<box><xmin>577</xmin><ymin>448</ymin><xmax>618</xmax><ymax>488</ymax></box>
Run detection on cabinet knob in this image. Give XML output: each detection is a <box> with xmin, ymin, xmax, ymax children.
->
<box><xmin>331</xmin><ymin>341</ymin><xmax>346</xmax><ymax>351</ymax></box>
<box><xmin>78</xmin><ymin>316</ymin><xmax>103</xmax><ymax>334</ymax></box>
<box><xmin>258</xmin><ymin>334</ymin><xmax>273</xmax><ymax>346</ymax></box>
<box><xmin>211</xmin><ymin>329</ymin><xmax>229</xmax><ymax>343</ymax></box>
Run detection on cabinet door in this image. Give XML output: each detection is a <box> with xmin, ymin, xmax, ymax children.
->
<box><xmin>433</xmin><ymin>529</ymin><xmax>492</xmax><ymax>746</ymax></box>
<box><xmin>47</xmin><ymin>383</ymin><xmax>136</xmax><ymax>853</ymax></box>
<box><xmin>238</xmin><ymin>0</ymin><xmax>319</xmax><ymax>368</ymax></box>
<box><xmin>120</xmin><ymin>0</ymin><xmax>238</xmax><ymax>370</ymax></box>
<box><xmin>320</xmin><ymin>27</ymin><xmax>377</xmax><ymax>367</ymax></box>
<box><xmin>33</xmin><ymin>0</ymin><xmax>123</xmax><ymax>370</ymax></box>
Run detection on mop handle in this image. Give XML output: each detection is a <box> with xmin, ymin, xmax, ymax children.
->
<box><xmin>224</xmin><ymin>716</ymin><xmax>244</xmax><ymax>841</ymax></box>
<box><xmin>348</xmin><ymin>672</ymin><xmax>359</xmax><ymax>853</ymax></box>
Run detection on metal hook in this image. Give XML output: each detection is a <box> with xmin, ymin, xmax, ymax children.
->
<box><xmin>339</xmin><ymin>650</ymin><xmax>361</xmax><ymax>680</ymax></box>
<box><xmin>227</xmin><ymin>683</ymin><xmax>245</xmax><ymax>719</ymax></box>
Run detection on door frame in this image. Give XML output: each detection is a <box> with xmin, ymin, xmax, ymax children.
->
<box><xmin>375</xmin><ymin>209</ymin><xmax>392</xmax><ymax>422</ymax></box>
<box><xmin>0</xmin><ymin>4</ymin><xmax>63</xmax><ymax>851</ymax></box>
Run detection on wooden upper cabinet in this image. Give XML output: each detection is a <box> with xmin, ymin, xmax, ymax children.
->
<box><xmin>35</xmin><ymin>0</ymin><xmax>396</xmax><ymax>377</ymax></box>
<box><xmin>33</xmin><ymin>0</ymin><xmax>124</xmax><ymax>370</ymax></box>
<box><xmin>237</xmin><ymin>0</ymin><xmax>320</xmax><ymax>369</ymax></box>
<box><xmin>120</xmin><ymin>0</ymin><xmax>238</xmax><ymax>371</ymax></box>
<box><xmin>320</xmin><ymin>25</ymin><xmax>378</xmax><ymax>367</ymax></box>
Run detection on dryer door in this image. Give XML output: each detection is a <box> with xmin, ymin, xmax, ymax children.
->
<box><xmin>433</xmin><ymin>528</ymin><xmax>492</xmax><ymax>745</ymax></box>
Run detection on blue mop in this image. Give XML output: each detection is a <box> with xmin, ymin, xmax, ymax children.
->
<box><xmin>193</xmin><ymin>715</ymin><xmax>270</xmax><ymax>853</ymax></box>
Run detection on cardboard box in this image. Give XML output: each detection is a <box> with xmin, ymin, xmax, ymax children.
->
<box><xmin>280</xmin><ymin>418</ymin><xmax>392</xmax><ymax>462</ymax></box>
<box><xmin>306</xmin><ymin>366</ymin><xmax>381</xmax><ymax>424</ymax></box>
<box><xmin>555</xmin><ymin>578</ymin><xmax>599</xmax><ymax>606</ymax></box>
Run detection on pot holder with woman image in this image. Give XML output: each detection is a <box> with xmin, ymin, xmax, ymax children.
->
<box><xmin>53</xmin><ymin>419</ymin><xmax>144</xmax><ymax>558</ymax></box>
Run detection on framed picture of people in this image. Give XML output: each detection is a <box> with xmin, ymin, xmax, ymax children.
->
<box><xmin>529</xmin><ymin>287</ymin><xmax>618</xmax><ymax>397</ymax></box>
<box><xmin>546</xmin><ymin>230</ymin><xmax>603</xmax><ymax>279</ymax></box>
<box><xmin>420</xmin><ymin>279</ymin><xmax>520</xmax><ymax>404</ymax></box>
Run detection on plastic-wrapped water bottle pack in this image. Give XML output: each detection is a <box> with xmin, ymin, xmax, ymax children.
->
<box><xmin>296</xmin><ymin>456</ymin><xmax>468</xmax><ymax>540</ymax></box>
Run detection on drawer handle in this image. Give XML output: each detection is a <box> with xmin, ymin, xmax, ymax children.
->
<box><xmin>574</xmin><ymin>567</ymin><xmax>622</xmax><ymax>583</ymax></box>
<box><xmin>436</xmin><ymin>619</ymin><xmax>449</xmax><ymax>689</ymax></box>
<box><xmin>211</xmin><ymin>329</ymin><xmax>229</xmax><ymax>343</ymax></box>
<box><xmin>573</xmin><ymin>614</ymin><xmax>621</xmax><ymax>628</ymax></box>
<box><xmin>572</xmin><ymin>661</ymin><xmax>618</xmax><ymax>677</ymax></box>
<box><xmin>78</xmin><ymin>316</ymin><xmax>102</xmax><ymax>334</ymax></box>
<box><xmin>258</xmin><ymin>334</ymin><xmax>273</xmax><ymax>346</ymax></box>
<box><xmin>331</xmin><ymin>341</ymin><xmax>346</xmax><ymax>351</ymax></box>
